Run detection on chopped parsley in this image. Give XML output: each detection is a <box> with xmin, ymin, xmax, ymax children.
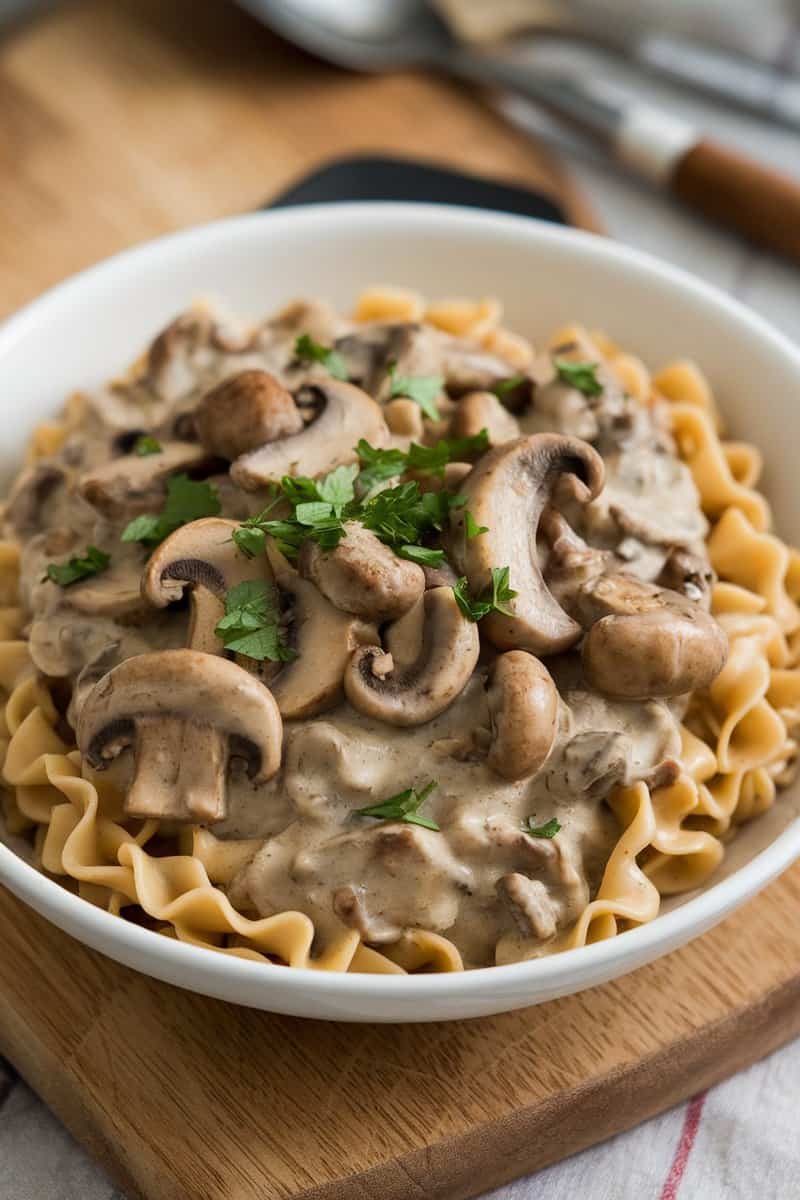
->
<box><xmin>233</xmin><ymin>463</ymin><xmax>464</xmax><ymax>566</ymax></box>
<box><xmin>356</xmin><ymin>431</ymin><xmax>487</xmax><ymax>492</ymax></box>
<box><xmin>355</xmin><ymin>440</ymin><xmax>408</xmax><ymax>494</ymax></box>
<box><xmin>464</xmin><ymin>510</ymin><xmax>488</xmax><ymax>540</ymax></box>
<box><xmin>387</xmin><ymin>361</ymin><xmax>443</xmax><ymax>421</ymax></box>
<box><xmin>491</xmin><ymin>374</ymin><xmax>525</xmax><ymax>399</ymax></box>
<box><xmin>453</xmin><ymin>566</ymin><xmax>517</xmax><ymax>623</ymax></box>
<box><xmin>133</xmin><ymin>435</ymin><xmax>162</xmax><ymax>456</ymax></box>
<box><xmin>354</xmin><ymin>780</ymin><xmax>440</xmax><ymax>831</ymax></box>
<box><xmin>395</xmin><ymin>544</ymin><xmax>445</xmax><ymax>567</ymax></box>
<box><xmin>524</xmin><ymin>816</ymin><xmax>561</xmax><ymax>839</ymax></box>
<box><xmin>214</xmin><ymin>580</ymin><xmax>295</xmax><ymax>662</ymax></box>
<box><xmin>46</xmin><ymin>545</ymin><xmax>111</xmax><ymax>587</ymax></box>
<box><xmin>121</xmin><ymin>474</ymin><xmax>221</xmax><ymax>548</ymax></box>
<box><xmin>554</xmin><ymin>359</ymin><xmax>602</xmax><ymax>397</ymax></box>
<box><xmin>406</xmin><ymin>430</ymin><xmax>489</xmax><ymax>476</ymax></box>
<box><xmin>294</xmin><ymin>333</ymin><xmax>348</xmax><ymax>381</ymax></box>
<box><xmin>359</xmin><ymin>480</ymin><xmax>463</xmax><ymax>549</ymax></box>
<box><xmin>315</xmin><ymin>463</ymin><xmax>359</xmax><ymax>514</ymax></box>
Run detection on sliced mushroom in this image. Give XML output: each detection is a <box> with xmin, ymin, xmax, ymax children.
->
<box><xmin>231</xmin><ymin>379</ymin><xmax>388</xmax><ymax>491</ymax></box>
<box><xmin>450</xmin><ymin>391</ymin><xmax>520</xmax><ymax>445</ymax></box>
<box><xmin>450</xmin><ymin>434</ymin><xmax>605</xmax><ymax>655</ymax></box>
<box><xmin>496</xmin><ymin>873</ymin><xmax>558</xmax><ymax>941</ymax></box>
<box><xmin>344</xmin><ymin>586</ymin><xmax>479</xmax><ymax>726</ymax></box>
<box><xmin>77</xmin><ymin>649</ymin><xmax>282</xmax><ymax>823</ymax></box>
<box><xmin>657</xmin><ymin>546</ymin><xmax>715</xmax><ymax>609</ymax></box>
<box><xmin>486</xmin><ymin>651</ymin><xmax>558</xmax><ymax>780</ymax></box>
<box><xmin>79</xmin><ymin>440</ymin><xmax>213</xmax><ymax>519</ymax></box>
<box><xmin>333</xmin><ymin>322</ymin><xmax>409</xmax><ymax>393</ymax></box>
<box><xmin>195</xmin><ymin>370</ymin><xmax>303</xmax><ymax>461</ymax></box>
<box><xmin>579</xmin><ymin>574</ymin><xmax>728</xmax><ymax>699</ymax></box>
<box><xmin>421</xmin><ymin>560</ymin><xmax>459</xmax><ymax>590</ymax></box>
<box><xmin>268</xmin><ymin>572</ymin><xmax>378</xmax><ymax>719</ymax></box>
<box><xmin>441</xmin><ymin>344</ymin><xmax>531</xmax><ymax>401</ymax></box>
<box><xmin>67</xmin><ymin>641</ymin><xmax>122</xmax><ymax>728</ymax></box>
<box><xmin>142</xmin><ymin>517</ymin><xmax>274</xmax><ymax>654</ymax></box>
<box><xmin>4</xmin><ymin>463</ymin><xmax>68</xmax><ymax>538</ymax></box>
<box><xmin>332</xmin><ymin>884</ymin><xmax>403</xmax><ymax>944</ymax></box>
<box><xmin>146</xmin><ymin>311</ymin><xmax>251</xmax><ymax>403</ymax></box>
<box><xmin>65</xmin><ymin>557</ymin><xmax>151</xmax><ymax>622</ymax></box>
<box><xmin>547</xmin><ymin>730</ymin><xmax>632</xmax><ymax>801</ymax></box>
<box><xmin>299</xmin><ymin>522</ymin><xmax>424</xmax><ymax>621</ymax></box>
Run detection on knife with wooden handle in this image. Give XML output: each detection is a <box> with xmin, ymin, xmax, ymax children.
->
<box><xmin>610</xmin><ymin>100</ymin><xmax>800</xmax><ymax>261</ymax></box>
<box><xmin>450</xmin><ymin>50</ymin><xmax>800</xmax><ymax>262</ymax></box>
<box><xmin>669</xmin><ymin>141</ymin><xmax>800</xmax><ymax>261</ymax></box>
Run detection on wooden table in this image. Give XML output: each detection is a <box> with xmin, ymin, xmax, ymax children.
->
<box><xmin>0</xmin><ymin>0</ymin><xmax>597</xmax><ymax>321</ymax></box>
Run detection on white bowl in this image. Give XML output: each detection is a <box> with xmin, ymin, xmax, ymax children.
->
<box><xmin>1</xmin><ymin>204</ymin><xmax>799</xmax><ymax>1022</ymax></box>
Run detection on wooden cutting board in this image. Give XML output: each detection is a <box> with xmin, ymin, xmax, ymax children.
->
<box><xmin>2</xmin><ymin>3</ymin><xmax>800</xmax><ymax>1198</ymax></box>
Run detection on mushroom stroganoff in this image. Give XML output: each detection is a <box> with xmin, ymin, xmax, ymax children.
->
<box><xmin>1</xmin><ymin>287</ymin><xmax>799</xmax><ymax>974</ymax></box>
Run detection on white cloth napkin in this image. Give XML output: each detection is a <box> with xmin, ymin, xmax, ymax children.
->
<box><xmin>483</xmin><ymin>1034</ymin><xmax>800</xmax><ymax>1199</ymax></box>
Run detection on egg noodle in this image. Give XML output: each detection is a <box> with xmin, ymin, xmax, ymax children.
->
<box><xmin>1</xmin><ymin>289</ymin><xmax>798</xmax><ymax>973</ymax></box>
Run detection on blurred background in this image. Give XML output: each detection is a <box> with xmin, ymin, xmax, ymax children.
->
<box><xmin>1</xmin><ymin>0</ymin><xmax>799</xmax><ymax>338</ymax></box>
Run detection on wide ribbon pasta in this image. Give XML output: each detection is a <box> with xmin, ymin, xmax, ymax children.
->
<box><xmin>1</xmin><ymin>312</ymin><xmax>799</xmax><ymax>971</ymax></box>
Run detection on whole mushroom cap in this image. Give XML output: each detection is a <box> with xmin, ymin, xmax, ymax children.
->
<box><xmin>195</xmin><ymin>369</ymin><xmax>303</xmax><ymax>461</ymax></box>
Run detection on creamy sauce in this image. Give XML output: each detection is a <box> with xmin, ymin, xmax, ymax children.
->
<box><xmin>3</xmin><ymin>301</ymin><xmax>713</xmax><ymax>967</ymax></box>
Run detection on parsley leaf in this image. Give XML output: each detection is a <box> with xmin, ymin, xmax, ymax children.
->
<box><xmin>360</xmin><ymin>481</ymin><xmax>461</xmax><ymax>550</ymax></box>
<box><xmin>294</xmin><ymin>333</ymin><xmax>348</xmax><ymax>381</ymax></box>
<box><xmin>280</xmin><ymin>475</ymin><xmax>322</xmax><ymax>507</ymax></box>
<box><xmin>231</xmin><ymin>489</ymin><xmax>283</xmax><ymax>559</ymax></box>
<box><xmin>233</xmin><ymin>464</ymin><xmax>461</xmax><ymax>567</ymax></box>
<box><xmin>232</xmin><ymin>524</ymin><xmax>268</xmax><ymax>558</ymax></box>
<box><xmin>554</xmin><ymin>359</ymin><xmax>603</xmax><ymax>397</ymax></box>
<box><xmin>316</xmin><ymin>463</ymin><xmax>358</xmax><ymax>513</ymax></box>
<box><xmin>295</xmin><ymin>501</ymin><xmax>336</xmax><ymax>526</ymax></box>
<box><xmin>453</xmin><ymin>566</ymin><xmax>518</xmax><ymax>622</ymax></box>
<box><xmin>396</xmin><ymin>544</ymin><xmax>445</xmax><ymax>567</ymax></box>
<box><xmin>524</xmin><ymin>816</ymin><xmax>561</xmax><ymax>839</ymax></box>
<box><xmin>121</xmin><ymin>474</ymin><xmax>221</xmax><ymax>548</ymax></box>
<box><xmin>232</xmin><ymin>469</ymin><xmax>350</xmax><ymax>561</ymax></box>
<box><xmin>355</xmin><ymin>440</ymin><xmax>407</xmax><ymax>494</ymax></box>
<box><xmin>214</xmin><ymin>580</ymin><xmax>295</xmax><ymax>662</ymax></box>
<box><xmin>464</xmin><ymin>510</ymin><xmax>488</xmax><ymax>540</ymax></box>
<box><xmin>133</xmin><ymin>435</ymin><xmax>162</xmax><ymax>456</ymax></box>
<box><xmin>406</xmin><ymin>430</ymin><xmax>489</xmax><ymax>477</ymax></box>
<box><xmin>355</xmin><ymin>433</ymin><xmax>488</xmax><ymax>493</ymax></box>
<box><xmin>354</xmin><ymin>780</ymin><xmax>440</xmax><ymax>831</ymax></box>
<box><xmin>46</xmin><ymin>545</ymin><xmax>111</xmax><ymax>587</ymax></box>
<box><xmin>388</xmin><ymin>362</ymin><xmax>443</xmax><ymax>421</ymax></box>
<box><xmin>491</xmin><ymin>375</ymin><xmax>525</xmax><ymax>399</ymax></box>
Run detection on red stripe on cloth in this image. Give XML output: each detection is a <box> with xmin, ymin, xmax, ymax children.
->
<box><xmin>659</xmin><ymin>1092</ymin><xmax>707</xmax><ymax>1200</ymax></box>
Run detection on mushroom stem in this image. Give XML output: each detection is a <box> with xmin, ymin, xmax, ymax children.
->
<box><xmin>126</xmin><ymin>718</ymin><xmax>227</xmax><ymax>822</ymax></box>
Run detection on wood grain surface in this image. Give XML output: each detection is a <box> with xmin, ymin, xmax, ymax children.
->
<box><xmin>0</xmin><ymin>0</ymin><xmax>595</xmax><ymax>320</ymax></box>
<box><xmin>3</xmin><ymin>871</ymin><xmax>800</xmax><ymax>1200</ymax></box>
<box><xmin>1</xmin><ymin>3</ymin><xmax>799</xmax><ymax>1199</ymax></box>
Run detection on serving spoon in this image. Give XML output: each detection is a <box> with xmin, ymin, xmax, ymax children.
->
<box><xmin>238</xmin><ymin>0</ymin><xmax>800</xmax><ymax>263</ymax></box>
